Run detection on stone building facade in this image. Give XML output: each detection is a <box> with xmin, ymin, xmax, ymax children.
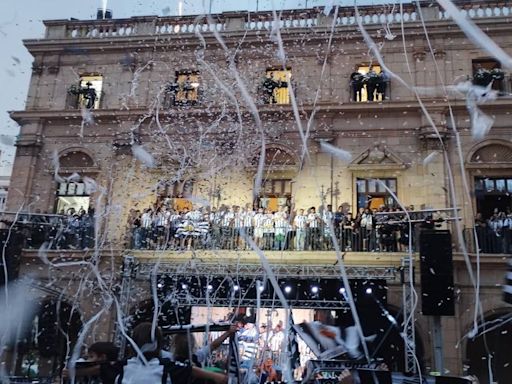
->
<box><xmin>4</xmin><ymin>1</ymin><xmax>512</xmax><ymax>382</ymax></box>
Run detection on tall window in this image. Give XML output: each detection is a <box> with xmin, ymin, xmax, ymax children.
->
<box><xmin>157</xmin><ymin>180</ymin><xmax>195</xmax><ymax>212</ymax></box>
<box><xmin>472</xmin><ymin>58</ymin><xmax>504</xmax><ymax>92</ymax></box>
<box><xmin>475</xmin><ymin>177</ymin><xmax>512</xmax><ymax>218</ymax></box>
<box><xmin>356</xmin><ymin>178</ymin><xmax>397</xmax><ymax>210</ymax></box>
<box><xmin>258</xmin><ymin>179</ymin><xmax>292</xmax><ymax>211</ymax></box>
<box><xmin>56</xmin><ymin>182</ymin><xmax>90</xmax><ymax>214</ymax></box>
<box><xmin>78</xmin><ymin>75</ymin><xmax>103</xmax><ymax>109</ymax></box>
<box><xmin>174</xmin><ymin>71</ymin><xmax>200</xmax><ymax>105</ymax></box>
<box><xmin>350</xmin><ymin>65</ymin><xmax>386</xmax><ymax>102</ymax></box>
<box><xmin>262</xmin><ymin>68</ymin><xmax>291</xmax><ymax>105</ymax></box>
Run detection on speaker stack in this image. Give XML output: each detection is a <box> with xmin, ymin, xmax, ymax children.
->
<box><xmin>419</xmin><ymin>230</ymin><xmax>455</xmax><ymax>316</ymax></box>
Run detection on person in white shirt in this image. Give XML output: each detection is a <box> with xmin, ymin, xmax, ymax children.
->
<box><xmin>306</xmin><ymin>207</ymin><xmax>320</xmax><ymax>250</ymax></box>
<box><xmin>253</xmin><ymin>208</ymin><xmax>265</xmax><ymax>249</ymax></box>
<box><xmin>233</xmin><ymin>206</ymin><xmax>243</xmax><ymax>250</ymax></box>
<box><xmin>273</xmin><ymin>207</ymin><xmax>289</xmax><ymax>250</ymax></box>
<box><xmin>140</xmin><ymin>208</ymin><xmax>153</xmax><ymax>249</ymax></box>
<box><xmin>322</xmin><ymin>205</ymin><xmax>334</xmax><ymax>250</ymax></box>
<box><xmin>262</xmin><ymin>209</ymin><xmax>275</xmax><ymax>250</ymax></box>
<box><xmin>293</xmin><ymin>209</ymin><xmax>307</xmax><ymax>251</ymax></box>
<box><xmin>221</xmin><ymin>206</ymin><xmax>235</xmax><ymax>249</ymax></box>
<box><xmin>241</xmin><ymin>205</ymin><xmax>255</xmax><ymax>250</ymax></box>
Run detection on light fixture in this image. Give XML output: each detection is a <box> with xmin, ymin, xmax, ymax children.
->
<box><xmin>233</xmin><ymin>285</ymin><xmax>240</xmax><ymax>291</ymax></box>
<box><xmin>339</xmin><ymin>287</ymin><xmax>346</xmax><ymax>294</ymax></box>
<box><xmin>190</xmin><ymin>82</ymin><xmax>200</xmax><ymax>88</ymax></box>
<box><xmin>181</xmin><ymin>283</ymin><xmax>188</xmax><ymax>290</ymax></box>
<box><xmin>157</xmin><ymin>282</ymin><xmax>163</xmax><ymax>288</ymax></box>
<box><xmin>311</xmin><ymin>286</ymin><xmax>319</xmax><ymax>294</ymax></box>
<box><xmin>207</xmin><ymin>284</ymin><xmax>213</xmax><ymax>291</ymax></box>
<box><xmin>258</xmin><ymin>285</ymin><xmax>265</xmax><ymax>292</ymax></box>
<box><xmin>365</xmin><ymin>287</ymin><xmax>373</xmax><ymax>294</ymax></box>
<box><xmin>284</xmin><ymin>286</ymin><xmax>292</xmax><ymax>294</ymax></box>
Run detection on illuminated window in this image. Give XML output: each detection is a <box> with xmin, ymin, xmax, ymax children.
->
<box><xmin>472</xmin><ymin>59</ymin><xmax>504</xmax><ymax>91</ymax></box>
<box><xmin>258</xmin><ymin>179</ymin><xmax>292</xmax><ymax>211</ymax></box>
<box><xmin>56</xmin><ymin>182</ymin><xmax>90</xmax><ymax>214</ymax></box>
<box><xmin>157</xmin><ymin>180</ymin><xmax>195</xmax><ymax>212</ymax></box>
<box><xmin>356</xmin><ymin>178</ymin><xmax>396</xmax><ymax>210</ymax></box>
<box><xmin>174</xmin><ymin>71</ymin><xmax>200</xmax><ymax>105</ymax></box>
<box><xmin>263</xmin><ymin>68</ymin><xmax>291</xmax><ymax>104</ymax></box>
<box><xmin>78</xmin><ymin>75</ymin><xmax>103</xmax><ymax>109</ymax></box>
<box><xmin>351</xmin><ymin>65</ymin><xmax>387</xmax><ymax>102</ymax></box>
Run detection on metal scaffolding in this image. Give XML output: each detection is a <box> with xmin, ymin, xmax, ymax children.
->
<box><xmin>136</xmin><ymin>260</ymin><xmax>398</xmax><ymax>280</ymax></box>
<box><xmin>401</xmin><ymin>256</ymin><xmax>417</xmax><ymax>374</ymax></box>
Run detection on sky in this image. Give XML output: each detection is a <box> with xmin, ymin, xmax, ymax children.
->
<box><xmin>0</xmin><ymin>0</ymin><xmax>399</xmax><ymax>173</ymax></box>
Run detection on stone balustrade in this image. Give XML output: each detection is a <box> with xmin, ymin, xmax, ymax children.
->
<box><xmin>42</xmin><ymin>1</ymin><xmax>512</xmax><ymax>40</ymax></box>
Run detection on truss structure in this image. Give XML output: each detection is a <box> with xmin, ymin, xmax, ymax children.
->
<box><xmin>135</xmin><ymin>260</ymin><xmax>398</xmax><ymax>280</ymax></box>
<box><xmin>401</xmin><ymin>256</ymin><xmax>417</xmax><ymax>374</ymax></box>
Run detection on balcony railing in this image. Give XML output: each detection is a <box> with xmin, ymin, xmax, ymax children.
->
<box><xmin>0</xmin><ymin>212</ymin><xmax>95</xmax><ymax>250</ymax></box>
<box><xmin>463</xmin><ymin>227</ymin><xmax>512</xmax><ymax>254</ymax></box>
<box><xmin>128</xmin><ymin>221</ymin><xmax>422</xmax><ymax>253</ymax></box>
<box><xmin>43</xmin><ymin>1</ymin><xmax>512</xmax><ymax>40</ymax></box>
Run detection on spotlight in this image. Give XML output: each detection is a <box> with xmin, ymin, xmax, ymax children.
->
<box><xmin>339</xmin><ymin>287</ymin><xmax>346</xmax><ymax>294</ymax></box>
<box><xmin>181</xmin><ymin>283</ymin><xmax>188</xmax><ymax>290</ymax></box>
<box><xmin>284</xmin><ymin>286</ymin><xmax>292</xmax><ymax>294</ymax></box>
<box><xmin>365</xmin><ymin>287</ymin><xmax>373</xmax><ymax>294</ymax></box>
<box><xmin>311</xmin><ymin>286</ymin><xmax>319</xmax><ymax>294</ymax></box>
<box><xmin>157</xmin><ymin>283</ymin><xmax>163</xmax><ymax>289</ymax></box>
<box><xmin>207</xmin><ymin>284</ymin><xmax>213</xmax><ymax>291</ymax></box>
<box><xmin>233</xmin><ymin>285</ymin><xmax>240</xmax><ymax>291</ymax></box>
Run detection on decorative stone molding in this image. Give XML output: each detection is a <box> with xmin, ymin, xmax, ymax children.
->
<box><xmin>466</xmin><ymin>139</ymin><xmax>512</xmax><ymax>169</ymax></box>
<box><xmin>47</xmin><ymin>66</ymin><xmax>60</xmax><ymax>74</ymax></box>
<box><xmin>349</xmin><ymin>145</ymin><xmax>408</xmax><ymax>170</ymax></box>
<box><xmin>433</xmin><ymin>49</ymin><xmax>446</xmax><ymax>59</ymax></box>
<box><xmin>413</xmin><ymin>49</ymin><xmax>427</xmax><ymax>62</ymax></box>
<box><xmin>32</xmin><ymin>64</ymin><xmax>44</xmax><ymax>76</ymax></box>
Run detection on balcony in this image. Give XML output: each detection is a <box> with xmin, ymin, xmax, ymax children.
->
<box><xmin>41</xmin><ymin>1</ymin><xmax>512</xmax><ymax>40</ymax></box>
<box><xmin>0</xmin><ymin>212</ymin><xmax>95</xmax><ymax>251</ymax></box>
<box><xmin>3</xmin><ymin>212</ymin><xmax>509</xmax><ymax>257</ymax></box>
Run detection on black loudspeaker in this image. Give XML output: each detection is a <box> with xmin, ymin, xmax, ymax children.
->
<box><xmin>435</xmin><ymin>376</ymin><xmax>472</xmax><ymax>384</ymax></box>
<box><xmin>504</xmin><ymin>257</ymin><xmax>512</xmax><ymax>305</ymax></box>
<box><xmin>419</xmin><ymin>230</ymin><xmax>455</xmax><ymax>316</ymax></box>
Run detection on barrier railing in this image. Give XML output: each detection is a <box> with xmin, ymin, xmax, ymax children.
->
<box><xmin>41</xmin><ymin>1</ymin><xmax>512</xmax><ymax>40</ymax></box>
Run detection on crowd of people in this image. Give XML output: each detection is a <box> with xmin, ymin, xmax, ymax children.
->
<box><xmin>56</xmin><ymin>317</ymin><xmax>370</xmax><ymax>384</ymax></box>
<box><xmin>474</xmin><ymin>208</ymin><xmax>512</xmax><ymax>253</ymax></box>
<box><xmin>8</xmin><ymin>207</ymin><xmax>95</xmax><ymax>250</ymax></box>
<box><xmin>126</xmin><ymin>203</ymin><xmax>431</xmax><ymax>253</ymax></box>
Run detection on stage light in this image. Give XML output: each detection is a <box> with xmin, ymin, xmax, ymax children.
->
<box><xmin>181</xmin><ymin>283</ymin><xmax>188</xmax><ymax>290</ymax></box>
<box><xmin>339</xmin><ymin>287</ymin><xmax>346</xmax><ymax>294</ymax></box>
<box><xmin>157</xmin><ymin>283</ymin><xmax>164</xmax><ymax>288</ymax></box>
<box><xmin>233</xmin><ymin>285</ymin><xmax>240</xmax><ymax>291</ymax></box>
<box><xmin>284</xmin><ymin>286</ymin><xmax>292</xmax><ymax>294</ymax></box>
<box><xmin>365</xmin><ymin>287</ymin><xmax>373</xmax><ymax>294</ymax></box>
<box><xmin>207</xmin><ymin>284</ymin><xmax>213</xmax><ymax>291</ymax></box>
<box><xmin>311</xmin><ymin>286</ymin><xmax>319</xmax><ymax>294</ymax></box>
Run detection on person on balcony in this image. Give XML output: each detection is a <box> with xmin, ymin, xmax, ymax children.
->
<box><xmin>306</xmin><ymin>207</ymin><xmax>321</xmax><ymax>250</ymax></box>
<box><xmin>366</xmin><ymin>68</ymin><xmax>380</xmax><ymax>102</ymax></box>
<box><xmin>293</xmin><ymin>209</ymin><xmax>307</xmax><ymax>251</ymax></box>
<box><xmin>273</xmin><ymin>206</ymin><xmax>289</xmax><ymax>250</ymax></box>
<box><xmin>254</xmin><ymin>207</ymin><xmax>265</xmax><ymax>249</ymax></box>
<box><xmin>350</xmin><ymin>71</ymin><xmax>365</xmax><ymax>102</ymax></box>
<box><xmin>262</xmin><ymin>72</ymin><xmax>279</xmax><ymax>104</ymax></box>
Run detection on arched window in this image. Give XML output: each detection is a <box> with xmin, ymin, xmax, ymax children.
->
<box><xmin>59</xmin><ymin>150</ymin><xmax>95</xmax><ymax>168</ymax></box>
